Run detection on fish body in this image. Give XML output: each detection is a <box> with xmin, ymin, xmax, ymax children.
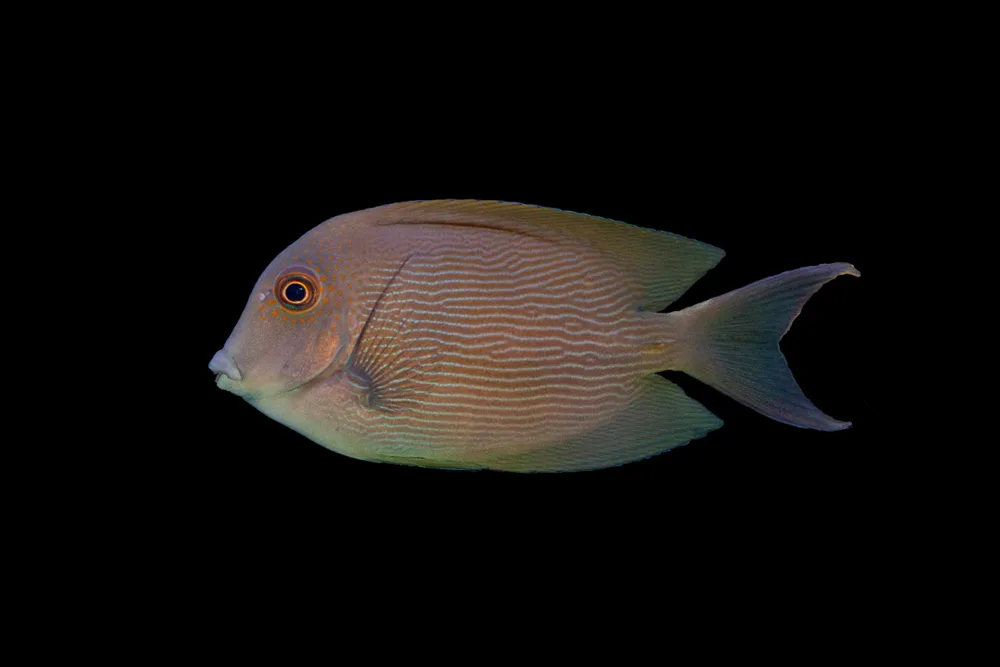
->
<box><xmin>210</xmin><ymin>200</ymin><xmax>858</xmax><ymax>472</ymax></box>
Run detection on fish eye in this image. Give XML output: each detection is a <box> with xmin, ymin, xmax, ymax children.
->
<box><xmin>275</xmin><ymin>270</ymin><xmax>319</xmax><ymax>312</ymax></box>
<box><xmin>284</xmin><ymin>282</ymin><xmax>308</xmax><ymax>303</ymax></box>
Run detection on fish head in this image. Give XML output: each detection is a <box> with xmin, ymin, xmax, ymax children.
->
<box><xmin>209</xmin><ymin>238</ymin><xmax>352</xmax><ymax>402</ymax></box>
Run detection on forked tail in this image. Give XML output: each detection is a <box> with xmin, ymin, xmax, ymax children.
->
<box><xmin>670</xmin><ymin>263</ymin><xmax>859</xmax><ymax>430</ymax></box>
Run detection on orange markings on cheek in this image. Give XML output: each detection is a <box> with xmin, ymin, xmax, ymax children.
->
<box><xmin>272</xmin><ymin>311</ymin><xmax>278</xmax><ymax>317</ymax></box>
<box><xmin>323</xmin><ymin>298</ymin><xmax>329</xmax><ymax>304</ymax></box>
<box><xmin>282</xmin><ymin>316</ymin><xmax>287</xmax><ymax>321</ymax></box>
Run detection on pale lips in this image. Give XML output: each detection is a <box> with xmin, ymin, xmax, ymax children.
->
<box><xmin>209</xmin><ymin>349</ymin><xmax>242</xmax><ymax>383</ymax></box>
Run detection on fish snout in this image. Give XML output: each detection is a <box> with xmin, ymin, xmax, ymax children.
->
<box><xmin>209</xmin><ymin>349</ymin><xmax>243</xmax><ymax>383</ymax></box>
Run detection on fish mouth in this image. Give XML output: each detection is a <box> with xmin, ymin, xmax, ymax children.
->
<box><xmin>214</xmin><ymin>371</ymin><xmax>261</xmax><ymax>401</ymax></box>
<box><xmin>209</xmin><ymin>349</ymin><xmax>243</xmax><ymax>382</ymax></box>
<box><xmin>211</xmin><ymin>349</ymin><xmax>261</xmax><ymax>399</ymax></box>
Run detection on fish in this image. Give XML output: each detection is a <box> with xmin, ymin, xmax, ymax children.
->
<box><xmin>209</xmin><ymin>200</ymin><xmax>859</xmax><ymax>472</ymax></box>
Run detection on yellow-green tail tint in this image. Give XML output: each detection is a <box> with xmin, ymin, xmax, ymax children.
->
<box><xmin>670</xmin><ymin>263</ymin><xmax>860</xmax><ymax>431</ymax></box>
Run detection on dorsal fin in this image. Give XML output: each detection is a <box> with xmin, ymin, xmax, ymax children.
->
<box><xmin>351</xmin><ymin>199</ymin><xmax>725</xmax><ymax>312</ymax></box>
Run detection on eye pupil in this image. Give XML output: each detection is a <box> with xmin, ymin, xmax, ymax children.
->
<box><xmin>284</xmin><ymin>283</ymin><xmax>307</xmax><ymax>303</ymax></box>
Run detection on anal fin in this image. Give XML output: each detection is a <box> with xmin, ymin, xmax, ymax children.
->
<box><xmin>485</xmin><ymin>375</ymin><xmax>723</xmax><ymax>473</ymax></box>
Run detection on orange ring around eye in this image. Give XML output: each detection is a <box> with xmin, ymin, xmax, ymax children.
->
<box><xmin>275</xmin><ymin>269</ymin><xmax>320</xmax><ymax>313</ymax></box>
<box><xmin>284</xmin><ymin>280</ymin><xmax>309</xmax><ymax>303</ymax></box>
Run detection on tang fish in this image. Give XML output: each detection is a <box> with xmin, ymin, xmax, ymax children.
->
<box><xmin>209</xmin><ymin>200</ymin><xmax>858</xmax><ymax>472</ymax></box>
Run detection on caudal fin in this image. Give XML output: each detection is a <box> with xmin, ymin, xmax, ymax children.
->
<box><xmin>672</xmin><ymin>263</ymin><xmax>859</xmax><ymax>430</ymax></box>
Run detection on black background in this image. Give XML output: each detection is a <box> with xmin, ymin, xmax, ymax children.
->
<box><xmin>109</xmin><ymin>38</ymin><xmax>895</xmax><ymax>569</ymax></box>
<box><xmin>154</xmin><ymin>126</ymin><xmax>876</xmax><ymax>549</ymax></box>
<box><xmin>15</xmin><ymin>11</ymin><xmax>914</xmax><ymax>648</ymax></box>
